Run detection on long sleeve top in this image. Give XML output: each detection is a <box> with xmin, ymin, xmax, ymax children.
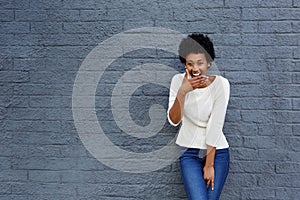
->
<box><xmin>167</xmin><ymin>73</ymin><xmax>230</xmax><ymax>149</ymax></box>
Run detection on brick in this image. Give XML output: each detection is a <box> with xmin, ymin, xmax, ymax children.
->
<box><xmin>226</xmin><ymin>173</ymin><xmax>257</xmax><ymax>187</ymax></box>
<box><xmin>258</xmin><ymin>148</ymin><xmax>291</xmax><ymax>161</ymax></box>
<box><xmin>124</xmin><ymin>20</ymin><xmax>155</xmax><ymax>31</ymax></box>
<box><xmin>0</xmin><ymin>183</ymin><xmax>11</xmax><ymax>195</ymax></box>
<box><xmin>28</xmin><ymin>170</ymin><xmax>60</xmax><ymax>183</ymax></box>
<box><xmin>31</xmin><ymin>22</ymin><xmax>62</xmax><ymax>34</ymax></box>
<box><xmin>276</xmin><ymin>8</ymin><xmax>300</xmax><ymax>20</ymax></box>
<box><xmin>0</xmin><ymin>145</ymin><xmax>11</xmax><ymax>157</ymax></box>
<box><xmin>230</xmin><ymin>161</ymin><xmax>275</xmax><ymax>173</ymax></box>
<box><xmin>276</xmin><ymin>162</ymin><xmax>300</xmax><ymax>173</ymax></box>
<box><xmin>0</xmin><ymin>85</ymin><xmax>13</xmax><ymax>96</ymax></box>
<box><xmin>276</xmin><ymin>136</ymin><xmax>300</xmax><ymax>151</ymax></box>
<box><xmin>275</xmin><ymin>33</ymin><xmax>300</xmax><ymax>46</ymax></box>
<box><xmin>293</xmin><ymin>98</ymin><xmax>300</xmax><ymax>110</ymax></box>
<box><xmin>241</xmin><ymin>110</ymin><xmax>275</xmax><ymax>123</ymax></box>
<box><xmin>30</xmin><ymin>96</ymin><xmax>62</xmax><ymax>108</ymax></box>
<box><xmin>0</xmin><ymin>57</ymin><xmax>13</xmax><ymax>71</ymax></box>
<box><xmin>12</xmin><ymin>132</ymin><xmax>78</xmax><ymax>145</ymax></box>
<box><xmin>219</xmin><ymin>58</ymin><xmax>272</xmax><ymax>72</ymax></box>
<box><xmin>211</xmin><ymin>34</ymin><xmax>242</xmax><ymax>46</ymax></box>
<box><xmin>62</xmin><ymin>0</ymin><xmax>104</xmax><ymax>9</ymax></box>
<box><xmin>259</xmin><ymin>124</ymin><xmax>292</xmax><ymax>136</ymax></box>
<box><xmin>271</xmin><ymin>59</ymin><xmax>297</xmax><ymax>72</ymax></box>
<box><xmin>5</xmin><ymin>120</ymin><xmax>61</xmax><ymax>132</ymax></box>
<box><xmin>0</xmin><ymin>170</ymin><xmax>27</xmax><ymax>182</ymax></box>
<box><xmin>225</xmin><ymin>109</ymin><xmax>241</xmax><ymax>122</ymax></box>
<box><xmin>294</xmin><ymin>0</ymin><xmax>300</xmax><ymax>7</ymax></box>
<box><xmin>242</xmin><ymin>187</ymin><xmax>275</xmax><ymax>199</ymax></box>
<box><xmin>14</xmin><ymin>84</ymin><xmax>73</xmax><ymax>96</ymax></box>
<box><xmin>10</xmin><ymin>144</ymin><xmax>28</xmax><ymax>158</ymax></box>
<box><xmin>79</xmin><ymin>9</ymin><xmax>107</xmax><ymax>22</ymax></box>
<box><xmin>276</xmin><ymin>188</ymin><xmax>300</xmax><ymax>199</ymax></box>
<box><xmin>259</xmin><ymin>174</ymin><xmax>300</xmax><ymax>187</ymax></box>
<box><xmin>0</xmin><ymin>22</ymin><xmax>30</xmax><ymax>34</ymax></box>
<box><xmin>292</xmin><ymin>21</ymin><xmax>300</xmax><ymax>32</ymax></box>
<box><xmin>30</xmin><ymin>0</ymin><xmax>63</xmax><ymax>9</ymax></box>
<box><xmin>0</xmin><ymin>0</ymin><xmax>29</xmax><ymax>9</ymax></box>
<box><xmin>12</xmin><ymin>183</ymin><xmax>76</xmax><ymax>195</ymax></box>
<box><xmin>261</xmin><ymin>0</ymin><xmax>293</xmax><ymax>7</ymax></box>
<box><xmin>258</xmin><ymin>21</ymin><xmax>293</xmax><ymax>33</ymax></box>
<box><xmin>168</xmin><ymin>0</ymin><xmax>224</xmax><ymax>9</ymax></box>
<box><xmin>107</xmin><ymin>7</ymin><xmax>173</xmax><ymax>21</ymax></box>
<box><xmin>293</xmin><ymin>73</ymin><xmax>300</xmax><ymax>84</ymax></box>
<box><xmin>294</xmin><ymin>47</ymin><xmax>300</xmax><ymax>58</ymax></box>
<box><xmin>14</xmin><ymin>57</ymin><xmax>81</xmax><ymax>71</ymax></box>
<box><xmin>226</xmin><ymin>135</ymin><xmax>243</xmax><ymax>147</ymax></box>
<box><xmin>0</xmin><ymin>10</ymin><xmax>14</xmax><ymax>22</ymax></box>
<box><xmin>47</xmin><ymin>10</ymin><xmax>80</xmax><ymax>22</ymax></box>
<box><xmin>229</xmin><ymin>97</ymin><xmax>292</xmax><ymax>110</ymax></box>
<box><xmin>225</xmin><ymin>0</ymin><xmax>260</xmax><ymax>7</ymax></box>
<box><xmin>15</xmin><ymin>10</ymin><xmax>47</xmax><ymax>22</ymax></box>
<box><xmin>224</xmin><ymin>122</ymin><xmax>259</xmax><ymax>136</ymax></box>
<box><xmin>230</xmin><ymin>147</ymin><xmax>259</xmax><ymax>160</ymax></box>
<box><xmin>11</xmin><ymin>157</ymin><xmax>77</xmax><ymax>170</ymax></box>
<box><xmin>0</xmin><ymin>157</ymin><xmax>11</xmax><ymax>170</ymax></box>
<box><xmin>241</xmin><ymin>21</ymin><xmax>258</xmax><ymax>33</ymax></box>
<box><xmin>29</xmin><ymin>71</ymin><xmax>76</xmax><ymax>84</ymax></box>
<box><xmin>62</xmin><ymin>21</ymin><xmax>123</xmax><ymax>34</ymax></box>
<box><xmin>242</xmin><ymin>34</ymin><xmax>276</xmax><ymax>46</ymax></box>
<box><xmin>155</xmin><ymin>21</ymin><xmax>188</xmax><ymax>34</ymax></box>
<box><xmin>0</xmin><ymin>34</ymin><xmax>38</xmax><ymax>46</ymax></box>
<box><xmin>242</xmin><ymin>8</ymin><xmax>276</xmax><ymax>20</ymax></box>
<box><xmin>8</xmin><ymin>108</ymin><xmax>62</xmax><ymax>120</ymax></box>
<box><xmin>0</xmin><ymin>71</ymin><xmax>29</xmax><ymax>83</ymax></box>
<box><xmin>174</xmin><ymin>8</ymin><xmax>241</xmax><ymax>21</ymax></box>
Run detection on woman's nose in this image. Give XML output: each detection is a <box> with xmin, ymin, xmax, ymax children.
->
<box><xmin>193</xmin><ymin>65</ymin><xmax>200</xmax><ymax>71</ymax></box>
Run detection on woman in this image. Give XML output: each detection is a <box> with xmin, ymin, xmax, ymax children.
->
<box><xmin>167</xmin><ymin>33</ymin><xmax>230</xmax><ymax>200</ymax></box>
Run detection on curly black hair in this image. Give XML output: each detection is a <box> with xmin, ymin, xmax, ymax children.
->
<box><xmin>178</xmin><ymin>33</ymin><xmax>215</xmax><ymax>64</ymax></box>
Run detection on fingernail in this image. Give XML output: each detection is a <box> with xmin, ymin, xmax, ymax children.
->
<box><xmin>212</xmin><ymin>188</ymin><xmax>214</xmax><ymax>190</ymax></box>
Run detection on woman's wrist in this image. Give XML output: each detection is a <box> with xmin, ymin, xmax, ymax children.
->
<box><xmin>204</xmin><ymin>163</ymin><xmax>214</xmax><ymax>168</ymax></box>
<box><xmin>178</xmin><ymin>86</ymin><xmax>188</xmax><ymax>96</ymax></box>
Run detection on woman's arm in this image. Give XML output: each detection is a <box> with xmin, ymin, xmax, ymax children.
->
<box><xmin>168</xmin><ymin>87</ymin><xmax>187</xmax><ymax>125</ymax></box>
<box><xmin>203</xmin><ymin>145</ymin><xmax>216</xmax><ymax>190</ymax></box>
<box><xmin>168</xmin><ymin>70</ymin><xmax>203</xmax><ymax>125</ymax></box>
<box><xmin>204</xmin><ymin>78</ymin><xmax>230</xmax><ymax>190</ymax></box>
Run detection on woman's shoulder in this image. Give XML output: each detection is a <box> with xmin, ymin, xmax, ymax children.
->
<box><xmin>171</xmin><ymin>73</ymin><xmax>185</xmax><ymax>83</ymax></box>
<box><xmin>216</xmin><ymin>75</ymin><xmax>230</xmax><ymax>86</ymax></box>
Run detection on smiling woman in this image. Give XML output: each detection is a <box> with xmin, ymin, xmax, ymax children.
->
<box><xmin>167</xmin><ymin>33</ymin><xmax>230</xmax><ymax>200</ymax></box>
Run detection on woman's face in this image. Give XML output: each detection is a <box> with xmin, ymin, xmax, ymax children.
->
<box><xmin>185</xmin><ymin>53</ymin><xmax>211</xmax><ymax>77</ymax></box>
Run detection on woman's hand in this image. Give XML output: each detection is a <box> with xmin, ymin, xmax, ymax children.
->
<box><xmin>180</xmin><ymin>69</ymin><xmax>211</xmax><ymax>93</ymax></box>
<box><xmin>203</xmin><ymin>165</ymin><xmax>215</xmax><ymax>190</ymax></box>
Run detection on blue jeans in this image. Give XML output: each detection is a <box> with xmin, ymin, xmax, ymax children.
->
<box><xmin>179</xmin><ymin>147</ymin><xmax>230</xmax><ymax>200</ymax></box>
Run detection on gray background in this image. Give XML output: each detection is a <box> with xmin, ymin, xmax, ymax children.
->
<box><xmin>1</xmin><ymin>0</ymin><xmax>300</xmax><ymax>199</ymax></box>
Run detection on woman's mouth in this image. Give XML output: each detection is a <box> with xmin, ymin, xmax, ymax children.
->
<box><xmin>192</xmin><ymin>72</ymin><xmax>201</xmax><ymax>77</ymax></box>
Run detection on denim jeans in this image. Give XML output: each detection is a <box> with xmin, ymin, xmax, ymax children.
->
<box><xmin>179</xmin><ymin>147</ymin><xmax>230</xmax><ymax>200</ymax></box>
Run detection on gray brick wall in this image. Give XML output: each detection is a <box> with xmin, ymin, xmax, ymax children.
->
<box><xmin>0</xmin><ymin>0</ymin><xmax>299</xmax><ymax>199</ymax></box>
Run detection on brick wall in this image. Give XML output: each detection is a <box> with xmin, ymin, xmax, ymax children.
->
<box><xmin>0</xmin><ymin>0</ymin><xmax>299</xmax><ymax>199</ymax></box>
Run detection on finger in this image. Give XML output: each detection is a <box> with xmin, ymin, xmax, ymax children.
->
<box><xmin>211</xmin><ymin>179</ymin><xmax>214</xmax><ymax>191</ymax></box>
<box><xmin>184</xmin><ymin>69</ymin><xmax>189</xmax><ymax>79</ymax></box>
<box><xmin>200</xmin><ymin>75</ymin><xmax>209</xmax><ymax>79</ymax></box>
<box><xmin>206</xmin><ymin>179</ymin><xmax>210</xmax><ymax>188</ymax></box>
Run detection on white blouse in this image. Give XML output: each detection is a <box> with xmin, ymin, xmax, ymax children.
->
<box><xmin>167</xmin><ymin>73</ymin><xmax>230</xmax><ymax>149</ymax></box>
